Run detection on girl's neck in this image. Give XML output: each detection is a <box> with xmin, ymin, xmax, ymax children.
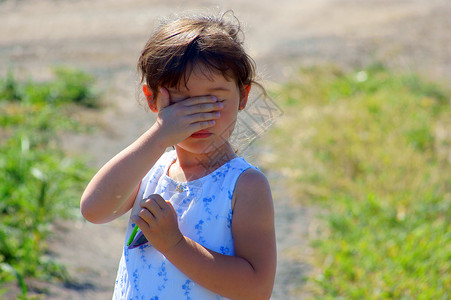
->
<box><xmin>169</xmin><ymin>143</ymin><xmax>237</xmax><ymax>182</ymax></box>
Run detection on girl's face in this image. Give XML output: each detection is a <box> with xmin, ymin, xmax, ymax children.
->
<box><xmin>165</xmin><ymin>65</ymin><xmax>248</xmax><ymax>155</ymax></box>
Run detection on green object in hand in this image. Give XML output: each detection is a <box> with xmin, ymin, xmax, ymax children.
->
<box><xmin>127</xmin><ymin>224</ymin><xmax>140</xmax><ymax>247</ymax></box>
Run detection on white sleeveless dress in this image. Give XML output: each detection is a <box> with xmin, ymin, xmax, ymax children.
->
<box><xmin>112</xmin><ymin>150</ymin><xmax>256</xmax><ymax>299</ymax></box>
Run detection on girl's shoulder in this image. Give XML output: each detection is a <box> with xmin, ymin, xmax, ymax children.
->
<box><xmin>231</xmin><ymin>163</ymin><xmax>271</xmax><ymax>210</ymax></box>
<box><xmin>235</xmin><ymin>167</ymin><xmax>270</xmax><ymax>197</ymax></box>
<box><xmin>225</xmin><ymin>155</ymin><xmax>258</xmax><ymax>173</ymax></box>
<box><xmin>214</xmin><ymin>155</ymin><xmax>258</xmax><ymax>187</ymax></box>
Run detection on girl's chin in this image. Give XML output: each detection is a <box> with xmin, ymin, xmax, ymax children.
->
<box><xmin>175</xmin><ymin>139</ymin><xmax>233</xmax><ymax>155</ymax></box>
<box><xmin>174</xmin><ymin>142</ymin><xmax>216</xmax><ymax>155</ymax></box>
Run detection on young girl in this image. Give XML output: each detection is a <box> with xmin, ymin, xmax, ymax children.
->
<box><xmin>81</xmin><ymin>11</ymin><xmax>276</xmax><ymax>300</ymax></box>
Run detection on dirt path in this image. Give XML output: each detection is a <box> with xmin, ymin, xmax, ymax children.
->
<box><xmin>2</xmin><ymin>0</ymin><xmax>450</xmax><ymax>298</ymax></box>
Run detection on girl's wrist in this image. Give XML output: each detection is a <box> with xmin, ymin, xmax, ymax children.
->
<box><xmin>162</xmin><ymin>234</ymin><xmax>187</xmax><ymax>258</ymax></box>
<box><xmin>144</xmin><ymin>123</ymin><xmax>171</xmax><ymax>151</ymax></box>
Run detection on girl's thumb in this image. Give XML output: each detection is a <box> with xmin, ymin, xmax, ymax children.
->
<box><xmin>166</xmin><ymin>200</ymin><xmax>177</xmax><ymax>216</ymax></box>
<box><xmin>157</xmin><ymin>87</ymin><xmax>171</xmax><ymax>110</ymax></box>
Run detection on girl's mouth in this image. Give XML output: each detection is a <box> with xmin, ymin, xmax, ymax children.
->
<box><xmin>190</xmin><ymin>129</ymin><xmax>212</xmax><ymax>139</ymax></box>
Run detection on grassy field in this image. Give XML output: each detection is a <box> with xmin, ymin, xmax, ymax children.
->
<box><xmin>266</xmin><ymin>64</ymin><xmax>451</xmax><ymax>299</ymax></box>
<box><xmin>0</xmin><ymin>68</ymin><xmax>98</xmax><ymax>299</ymax></box>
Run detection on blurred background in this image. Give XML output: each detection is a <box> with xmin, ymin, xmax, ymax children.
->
<box><xmin>1</xmin><ymin>0</ymin><xmax>450</xmax><ymax>299</ymax></box>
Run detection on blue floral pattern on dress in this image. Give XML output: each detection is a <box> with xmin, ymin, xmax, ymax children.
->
<box><xmin>182</xmin><ymin>279</ymin><xmax>193</xmax><ymax>300</ymax></box>
<box><xmin>194</xmin><ymin>220</ymin><xmax>206</xmax><ymax>244</ymax></box>
<box><xmin>157</xmin><ymin>261</ymin><xmax>168</xmax><ymax>291</ymax></box>
<box><xmin>112</xmin><ymin>150</ymin><xmax>256</xmax><ymax>300</ymax></box>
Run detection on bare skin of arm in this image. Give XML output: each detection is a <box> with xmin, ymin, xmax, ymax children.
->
<box><xmin>80</xmin><ymin>88</ymin><xmax>222</xmax><ymax>224</ymax></box>
<box><xmin>134</xmin><ymin>168</ymin><xmax>277</xmax><ymax>300</ymax></box>
<box><xmin>80</xmin><ymin>126</ymin><xmax>166</xmax><ymax>224</ymax></box>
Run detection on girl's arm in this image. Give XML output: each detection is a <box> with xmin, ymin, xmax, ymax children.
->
<box><xmin>80</xmin><ymin>88</ymin><xmax>222</xmax><ymax>224</ymax></box>
<box><xmin>80</xmin><ymin>126</ymin><xmax>167</xmax><ymax>224</ymax></box>
<box><xmin>135</xmin><ymin>168</ymin><xmax>276</xmax><ymax>300</ymax></box>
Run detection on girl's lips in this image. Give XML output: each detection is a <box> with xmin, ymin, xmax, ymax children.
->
<box><xmin>190</xmin><ymin>129</ymin><xmax>212</xmax><ymax>138</ymax></box>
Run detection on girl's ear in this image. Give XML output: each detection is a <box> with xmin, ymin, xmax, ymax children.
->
<box><xmin>239</xmin><ymin>84</ymin><xmax>251</xmax><ymax>111</ymax></box>
<box><xmin>143</xmin><ymin>84</ymin><xmax>158</xmax><ymax>113</ymax></box>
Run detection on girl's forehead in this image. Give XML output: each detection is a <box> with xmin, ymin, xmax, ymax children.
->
<box><xmin>171</xmin><ymin>66</ymin><xmax>238</xmax><ymax>93</ymax></box>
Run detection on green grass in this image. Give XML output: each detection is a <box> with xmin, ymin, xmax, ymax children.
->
<box><xmin>0</xmin><ymin>67</ymin><xmax>98</xmax><ymax>299</ymax></box>
<box><xmin>266</xmin><ymin>63</ymin><xmax>451</xmax><ymax>299</ymax></box>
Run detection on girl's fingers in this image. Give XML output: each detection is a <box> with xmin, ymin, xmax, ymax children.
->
<box><xmin>155</xmin><ymin>94</ymin><xmax>224</xmax><ymax>145</ymax></box>
<box><xmin>140</xmin><ymin>195</ymin><xmax>162</xmax><ymax>218</ymax></box>
<box><xmin>151</xmin><ymin>194</ymin><xmax>168</xmax><ymax>210</ymax></box>
<box><xmin>138</xmin><ymin>207</ymin><xmax>156</xmax><ymax>224</ymax></box>
<box><xmin>156</xmin><ymin>87</ymin><xmax>171</xmax><ymax>111</ymax></box>
<box><xmin>166</xmin><ymin>201</ymin><xmax>177</xmax><ymax>216</ymax></box>
<box><xmin>184</xmin><ymin>101</ymin><xmax>223</xmax><ymax>115</ymax></box>
<box><xmin>189</xmin><ymin>120</ymin><xmax>217</xmax><ymax>132</ymax></box>
<box><xmin>142</xmin><ymin>194</ymin><xmax>165</xmax><ymax>208</ymax></box>
<box><xmin>162</xmin><ymin>96</ymin><xmax>221</xmax><ymax>122</ymax></box>
<box><xmin>132</xmin><ymin>215</ymin><xmax>146</xmax><ymax>229</ymax></box>
<box><xmin>187</xmin><ymin>111</ymin><xmax>221</xmax><ymax>124</ymax></box>
<box><xmin>181</xmin><ymin>95</ymin><xmax>218</xmax><ymax>106</ymax></box>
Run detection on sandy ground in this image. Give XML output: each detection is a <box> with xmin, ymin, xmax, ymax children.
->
<box><xmin>1</xmin><ymin>0</ymin><xmax>450</xmax><ymax>299</ymax></box>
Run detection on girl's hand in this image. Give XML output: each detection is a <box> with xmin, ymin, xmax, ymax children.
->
<box><xmin>132</xmin><ymin>194</ymin><xmax>183</xmax><ymax>253</ymax></box>
<box><xmin>153</xmin><ymin>87</ymin><xmax>223</xmax><ymax>148</ymax></box>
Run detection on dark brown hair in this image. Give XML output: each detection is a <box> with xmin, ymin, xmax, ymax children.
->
<box><xmin>137</xmin><ymin>11</ymin><xmax>258</xmax><ymax>98</ymax></box>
